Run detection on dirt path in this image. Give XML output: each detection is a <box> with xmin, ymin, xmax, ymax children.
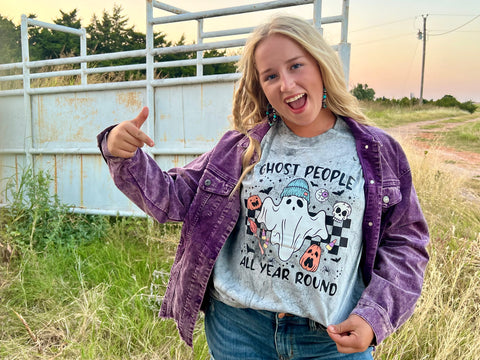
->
<box><xmin>385</xmin><ymin>117</ymin><xmax>480</xmax><ymax>181</ymax></box>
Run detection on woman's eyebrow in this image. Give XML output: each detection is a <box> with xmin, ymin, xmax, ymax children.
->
<box><xmin>258</xmin><ymin>56</ymin><xmax>305</xmax><ymax>76</ymax></box>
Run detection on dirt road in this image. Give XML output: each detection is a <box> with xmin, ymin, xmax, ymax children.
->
<box><xmin>385</xmin><ymin>117</ymin><xmax>480</xmax><ymax>181</ymax></box>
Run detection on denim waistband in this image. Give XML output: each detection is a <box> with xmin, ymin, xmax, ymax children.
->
<box><xmin>210</xmin><ymin>296</ymin><xmax>327</xmax><ymax>332</ymax></box>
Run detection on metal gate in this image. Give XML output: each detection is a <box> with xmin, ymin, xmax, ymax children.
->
<box><xmin>0</xmin><ymin>0</ymin><xmax>351</xmax><ymax>216</ymax></box>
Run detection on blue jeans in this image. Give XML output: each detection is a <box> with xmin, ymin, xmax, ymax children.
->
<box><xmin>205</xmin><ymin>297</ymin><xmax>374</xmax><ymax>360</ymax></box>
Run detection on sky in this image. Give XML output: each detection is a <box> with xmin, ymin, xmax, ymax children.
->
<box><xmin>2</xmin><ymin>0</ymin><xmax>480</xmax><ymax>102</ymax></box>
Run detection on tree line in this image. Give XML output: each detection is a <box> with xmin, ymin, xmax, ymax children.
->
<box><xmin>0</xmin><ymin>6</ymin><xmax>236</xmax><ymax>79</ymax></box>
<box><xmin>351</xmin><ymin>83</ymin><xmax>477</xmax><ymax>114</ymax></box>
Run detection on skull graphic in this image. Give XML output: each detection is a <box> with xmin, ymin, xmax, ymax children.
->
<box><xmin>333</xmin><ymin>201</ymin><xmax>352</xmax><ymax>222</ymax></box>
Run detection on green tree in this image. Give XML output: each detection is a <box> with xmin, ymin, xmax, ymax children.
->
<box><xmin>0</xmin><ymin>15</ymin><xmax>21</xmax><ymax>63</ymax></box>
<box><xmin>351</xmin><ymin>83</ymin><xmax>375</xmax><ymax>101</ymax></box>
<box><xmin>458</xmin><ymin>100</ymin><xmax>477</xmax><ymax>114</ymax></box>
<box><xmin>87</xmin><ymin>5</ymin><xmax>145</xmax><ymax>55</ymax></box>
<box><xmin>157</xmin><ymin>34</ymin><xmax>195</xmax><ymax>78</ymax></box>
<box><xmin>435</xmin><ymin>94</ymin><xmax>460</xmax><ymax>108</ymax></box>
<box><xmin>156</xmin><ymin>38</ymin><xmax>237</xmax><ymax>78</ymax></box>
<box><xmin>203</xmin><ymin>49</ymin><xmax>236</xmax><ymax>76</ymax></box>
<box><xmin>29</xmin><ymin>10</ymin><xmax>82</xmax><ymax>60</ymax></box>
<box><xmin>86</xmin><ymin>5</ymin><xmax>147</xmax><ymax>79</ymax></box>
<box><xmin>1</xmin><ymin>6</ymin><xmax>237</xmax><ymax>79</ymax></box>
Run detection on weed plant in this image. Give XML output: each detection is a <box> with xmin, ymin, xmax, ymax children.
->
<box><xmin>1</xmin><ymin>168</ymin><xmax>108</xmax><ymax>251</ymax></box>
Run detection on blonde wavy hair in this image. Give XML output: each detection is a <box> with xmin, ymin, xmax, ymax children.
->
<box><xmin>231</xmin><ymin>15</ymin><xmax>369</xmax><ymax>192</ymax></box>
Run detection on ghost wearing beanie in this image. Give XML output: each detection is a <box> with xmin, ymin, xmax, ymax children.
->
<box><xmin>257</xmin><ymin>178</ymin><xmax>328</xmax><ymax>261</ymax></box>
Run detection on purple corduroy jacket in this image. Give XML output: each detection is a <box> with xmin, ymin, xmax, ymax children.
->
<box><xmin>97</xmin><ymin>117</ymin><xmax>429</xmax><ymax>347</ymax></box>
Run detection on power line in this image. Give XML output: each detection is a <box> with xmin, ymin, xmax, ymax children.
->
<box><xmin>350</xmin><ymin>17</ymin><xmax>413</xmax><ymax>32</ymax></box>
<box><xmin>429</xmin><ymin>14</ymin><xmax>480</xmax><ymax>36</ymax></box>
<box><xmin>427</xmin><ymin>13</ymin><xmax>480</xmax><ymax>17</ymax></box>
<box><xmin>353</xmin><ymin>33</ymin><xmax>411</xmax><ymax>46</ymax></box>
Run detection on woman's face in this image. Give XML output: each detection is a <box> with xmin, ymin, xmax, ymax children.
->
<box><xmin>254</xmin><ymin>34</ymin><xmax>334</xmax><ymax>137</ymax></box>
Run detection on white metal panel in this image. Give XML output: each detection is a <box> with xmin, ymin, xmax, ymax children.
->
<box><xmin>0</xmin><ymin>96</ymin><xmax>26</xmax><ymax>150</ymax></box>
<box><xmin>31</xmin><ymin>89</ymin><xmax>146</xmax><ymax>150</ymax></box>
<box><xmin>0</xmin><ymin>1</ymin><xmax>350</xmax><ymax>216</ymax></box>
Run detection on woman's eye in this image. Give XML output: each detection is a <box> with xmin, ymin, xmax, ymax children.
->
<box><xmin>291</xmin><ymin>63</ymin><xmax>302</xmax><ymax>70</ymax></box>
<box><xmin>265</xmin><ymin>74</ymin><xmax>277</xmax><ymax>81</ymax></box>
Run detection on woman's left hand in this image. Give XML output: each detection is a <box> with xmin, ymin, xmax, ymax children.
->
<box><xmin>326</xmin><ymin>314</ymin><xmax>374</xmax><ymax>353</ymax></box>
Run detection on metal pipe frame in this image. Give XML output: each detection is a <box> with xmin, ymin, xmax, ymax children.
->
<box><xmin>0</xmin><ymin>0</ymin><xmax>351</xmax><ymax>215</ymax></box>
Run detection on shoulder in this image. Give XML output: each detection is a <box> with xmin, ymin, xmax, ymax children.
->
<box><xmin>343</xmin><ymin>117</ymin><xmax>411</xmax><ymax>175</ymax></box>
<box><xmin>342</xmin><ymin>117</ymin><xmax>403</xmax><ymax>152</ymax></box>
<box><xmin>216</xmin><ymin>121</ymin><xmax>271</xmax><ymax>148</ymax></box>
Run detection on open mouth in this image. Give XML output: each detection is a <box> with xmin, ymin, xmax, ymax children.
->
<box><xmin>285</xmin><ymin>93</ymin><xmax>307</xmax><ymax>110</ymax></box>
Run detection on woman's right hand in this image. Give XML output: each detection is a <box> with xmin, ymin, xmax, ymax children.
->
<box><xmin>107</xmin><ymin>106</ymin><xmax>155</xmax><ymax>158</ymax></box>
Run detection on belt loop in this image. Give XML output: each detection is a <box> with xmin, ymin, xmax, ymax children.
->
<box><xmin>308</xmin><ymin>319</ymin><xmax>326</xmax><ymax>331</ymax></box>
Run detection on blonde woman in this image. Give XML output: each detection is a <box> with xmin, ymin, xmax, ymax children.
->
<box><xmin>99</xmin><ymin>16</ymin><xmax>429</xmax><ymax>359</ymax></box>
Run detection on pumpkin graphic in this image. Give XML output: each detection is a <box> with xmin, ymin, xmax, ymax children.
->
<box><xmin>300</xmin><ymin>244</ymin><xmax>321</xmax><ymax>272</ymax></box>
<box><xmin>247</xmin><ymin>195</ymin><xmax>262</xmax><ymax>210</ymax></box>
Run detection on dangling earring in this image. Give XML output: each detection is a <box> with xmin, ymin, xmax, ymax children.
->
<box><xmin>322</xmin><ymin>87</ymin><xmax>327</xmax><ymax>109</ymax></box>
<box><xmin>266</xmin><ymin>103</ymin><xmax>278</xmax><ymax>126</ymax></box>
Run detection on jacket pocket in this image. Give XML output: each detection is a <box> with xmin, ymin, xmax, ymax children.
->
<box><xmin>198</xmin><ymin>167</ymin><xmax>236</xmax><ymax>196</ymax></box>
<box><xmin>185</xmin><ymin>168</ymin><xmax>235</xmax><ymax>242</ymax></box>
<box><xmin>381</xmin><ymin>180</ymin><xmax>402</xmax><ymax>211</ymax></box>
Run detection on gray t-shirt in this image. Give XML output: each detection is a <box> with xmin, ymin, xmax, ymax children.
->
<box><xmin>210</xmin><ymin>117</ymin><xmax>366</xmax><ymax>326</ymax></box>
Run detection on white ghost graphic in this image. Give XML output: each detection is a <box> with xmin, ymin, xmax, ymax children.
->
<box><xmin>257</xmin><ymin>179</ymin><xmax>328</xmax><ymax>261</ymax></box>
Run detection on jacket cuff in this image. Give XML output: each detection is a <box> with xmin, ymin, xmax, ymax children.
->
<box><xmin>351</xmin><ymin>299</ymin><xmax>394</xmax><ymax>345</ymax></box>
<box><xmin>96</xmin><ymin>125</ymin><xmax>117</xmax><ymax>161</ymax></box>
<box><xmin>97</xmin><ymin>125</ymin><xmax>135</xmax><ymax>164</ymax></box>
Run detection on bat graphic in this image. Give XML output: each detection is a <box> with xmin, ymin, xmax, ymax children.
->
<box><xmin>259</xmin><ymin>187</ymin><xmax>273</xmax><ymax>194</ymax></box>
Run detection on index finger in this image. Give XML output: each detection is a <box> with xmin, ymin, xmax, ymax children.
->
<box><xmin>131</xmin><ymin>106</ymin><xmax>149</xmax><ymax>129</ymax></box>
<box><xmin>125</xmin><ymin>124</ymin><xmax>155</xmax><ymax>148</ymax></box>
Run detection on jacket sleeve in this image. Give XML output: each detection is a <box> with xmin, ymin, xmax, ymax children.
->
<box><xmin>352</xmin><ymin>139</ymin><xmax>430</xmax><ymax>345</ymax></box>
<box><xmin>97</xmin><ymin>126</ymin><xmax>210</xmax><ymax>223</ymax></box>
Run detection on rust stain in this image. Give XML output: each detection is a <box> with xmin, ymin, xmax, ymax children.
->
<box><xmin>80</xmin><ymin>155</ymin><xmax>84</xmax><ymax>207</ymax></box>
<box><xmin>195</xmin><ymin>135</ymin><xmax>214</xmax><ymax>143</ymax></box>
<box><xmin>37</xmin><ymin>96</ymin><xmax>46</xmax><ymax>144</ymax></box>
<box><xmin>54</xmin><ymin>155</ymin><xmax>57</xmax><ymax>195</ymax></box>
<box><xmin>172</xmin><ymin>155</ymin><xmax>180</xmax><ymax>168</ymax></box>
<box><xmin>116</xmin><ymin>91</ymin><xmax>143</xmax><ymax>111</ymax></box>
<box><xmin>48</xmin><ymin>94</ymin><xmax>99</xmax><ymax>143</ymax></box>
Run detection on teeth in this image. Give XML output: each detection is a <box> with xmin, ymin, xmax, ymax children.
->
<box><xmin>286</xmin><ymin>93</ymin><xmax>305</xmax><ymax>103</ymax></box>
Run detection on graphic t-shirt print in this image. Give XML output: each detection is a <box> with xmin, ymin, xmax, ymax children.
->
<box><xmin>256</xmin><ymin>178</ymin><xmax>328</xmax><ymax>261</ymax></box>
<box><xmin>211</xmin><ymin>118</ymin><xmax>365</xmax><ymax>325</ymax></box>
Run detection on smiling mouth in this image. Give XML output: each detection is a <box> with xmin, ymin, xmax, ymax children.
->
<box><xmin>285</xmin><ymin>93</ymin><xmax>306</xmax><ymax>110</ymax></box>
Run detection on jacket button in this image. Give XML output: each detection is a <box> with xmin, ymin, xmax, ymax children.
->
<box><xmin>364</xmin><ymin>145</ymin><xmax>369</xmax><ymax>149</ymax></box>
<box><xmin>204</xmin><ymin>179</ymin><xmax>211</xmax><ymax>186</ymax></box>
<box><xmin>368</xmin><ymin>222</ymin><xmax>373</xmax><ymax>227</ymax></box>
<box><xmin>369</xmin><ymin>180</ymin><xmax>375</xmax><ymax>184</ymax></box>
<box><xmin>383</xmin><ymin>196</ymin><xmax>390</xmax><ymax>204</ymax></box>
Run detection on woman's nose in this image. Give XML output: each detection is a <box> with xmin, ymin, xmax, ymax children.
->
<box><xmin>280</xmin><ymin>73</ymin><xmax>295</xmax><ymax>92</ymax></box>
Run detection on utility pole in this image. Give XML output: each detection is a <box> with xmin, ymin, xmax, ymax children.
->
<box><xmin>418</xmin><ymin>14</ymin><xmax>428</xmax><ymax>105</ymax></box>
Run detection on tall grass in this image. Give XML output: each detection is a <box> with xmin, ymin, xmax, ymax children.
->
<box><xmin>439</xmin><ymin>120</ymin><xmax>480</xmax><ymax>154</ymax></box>
<box><xmin>363</xmin><ymin>101</ymin><xmax>478</xmax><ymax>128</ymax></box>
<box><xmin>373</xmin><ymin>141</ymin><xmax>480</xmax><ymax>359</ymax></box>
<box><xmin>1</xmin><ymin>114</ymin><xmax>479</xmax><ymax>359</ymax></box>
<box><xmin>0</xmin><ymin>169</ymin><xmax>209</xmax><ymax>359</ymax></box>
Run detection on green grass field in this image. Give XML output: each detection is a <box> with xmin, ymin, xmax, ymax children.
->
<box><xmin>1</xmin><ymin>104</ymin><xmax>479</xmax><ymax>359</ymax></box>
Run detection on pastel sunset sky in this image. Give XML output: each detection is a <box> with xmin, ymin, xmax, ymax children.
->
<box><xmin>3</xmin><ymin>0</ymin><xmax>479</xmax><ymax>101</ymax></box>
